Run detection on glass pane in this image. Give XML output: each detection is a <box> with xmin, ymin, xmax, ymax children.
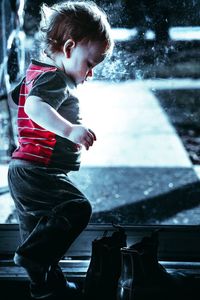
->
<box><xmin>0</xmin><ymin>0</ymin><xmax>200</xmax><ymax>226</ymax></box>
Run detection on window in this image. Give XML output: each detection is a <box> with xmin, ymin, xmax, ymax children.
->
<box><xmin>0</xmin><ymin>0</ymin><xmax>200</xmax><ymax>227</ymax></box>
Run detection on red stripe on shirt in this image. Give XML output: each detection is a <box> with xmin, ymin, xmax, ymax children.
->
<box><xmin>12</xmin><ymin>63</ymin><xmax>59</xmax><ymax>165</ymax></box>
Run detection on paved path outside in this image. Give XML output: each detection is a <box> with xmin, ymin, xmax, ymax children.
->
<box><xmin>78</xmin><ymin>80</ymin><xmax>191</xmax><ymax>167</ymax></box>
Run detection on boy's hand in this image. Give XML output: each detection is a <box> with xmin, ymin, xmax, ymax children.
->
<box><xmin>68</xmin><ymin>125</ymin><xmax>96</xmax><ymax>150</ymax></box>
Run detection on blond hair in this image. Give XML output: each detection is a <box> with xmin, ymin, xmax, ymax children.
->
<box><xmin>40</xmin><ymin>1</ymin><xmax>114</xmax><ymax>56</ymax></box>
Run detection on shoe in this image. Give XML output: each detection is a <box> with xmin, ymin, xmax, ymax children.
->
<box><xmin>30</xmin><ymin>282</ymin><xmax>56</xmax><ymax>299</ymax></box>
<box><xmin>30</xmin><ymin>265</ymin><xmax>82</xmax><ymax>299</ymax></box>
<box><xmin>30</xmin><ymin>280</ymin><xmax>82</xmax><ymax>300</ymax></box>
<box><xmin>14</xmin><ymin>252</ymin><xmax>44</xmax><ymax>273</ymax></box>
<box><xmin>14</xmin><ymin>253</ymin><xmax>54</xmax><ymax>299</ymax></box>
<box><xmin>14</xmin><ymin>252</ymin><xmax>82</xmax><ymax>299</ymax></box>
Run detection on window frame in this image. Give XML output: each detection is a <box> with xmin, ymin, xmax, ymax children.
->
<box><xmin>0</xmin><ymin>223</ymin><xmax>200</xmax><ymax>261</ymax></box>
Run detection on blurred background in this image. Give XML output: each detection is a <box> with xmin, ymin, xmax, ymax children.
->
<box><xmin>0</xmin><ymin>0</ymin><xmax>200</xmax><ymax>225</ymax></box>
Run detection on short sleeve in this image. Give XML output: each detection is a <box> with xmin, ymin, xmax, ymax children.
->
<box><xmin>11</xmin><ymin>78</ymin><xmax>25</xmax><ymax>104</ymax></box>
<box><xmin>29</xmin><ymin>71</ymin><xmax>69</xmax><ymax>110</ymax></box>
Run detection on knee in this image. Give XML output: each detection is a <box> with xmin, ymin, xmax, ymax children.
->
<box><xmin>55</xmin><ymin>198</ymin><xmax>92</xmax><ymax>228</ymax></box>
<box><xmin>67</xmin><ymin>198</ymin><xmax>92</xmax><ymax>230</ymax></box>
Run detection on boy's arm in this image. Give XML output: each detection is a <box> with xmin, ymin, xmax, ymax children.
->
<box><xmin>24</xmin><ymin>95</ymin><xmax>96</xmax><ymax>150</ymax></box>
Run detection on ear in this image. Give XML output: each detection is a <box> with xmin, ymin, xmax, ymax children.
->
<box><xmin>63</xmin><ymin>39</ymin><xmax>76</xmax><ymax>58</ymax></box>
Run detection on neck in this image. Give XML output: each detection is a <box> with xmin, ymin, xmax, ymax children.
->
<box><xmin>43</xmin><ymin>52</ymin><xmax>64</xmax><ymax>71</ymax></box>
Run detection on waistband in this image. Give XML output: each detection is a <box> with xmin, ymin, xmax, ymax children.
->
<box><xmin>9</xmin><ymin>158</ymin><xmax>70</xmax><ymax>174</ymax></box>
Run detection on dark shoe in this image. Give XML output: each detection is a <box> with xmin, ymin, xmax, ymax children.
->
<box><xmin>30</xmin><ymin>264</ymin><xmax>82</xmax><ymax>300</ymax></box>
<box><xmin>14</xmin><ymin>252</ymin><xmax>45</xmax><ymax>273</ymax></box>
<box><xmin>129</xmin><ymin>230</ymin><xmax>185</xmax><ymax>286</ymax></box>
<box><xmin>30</xmin><ymin>282</ymin><xmax>56</xmax><ymax>299</ymax></box>
<box><xmin>14</xmin><ymin>252</ymin><xmax>81</xmax><ymax>299</ymax></box>
<box><xmin>30</xmin><ymin>280</ymin><xmax>82</xmax><ymax>300</ymax></box>
<box><xmin>84</xmin><ymin>224</ymin><xmax>127</xmax><ymax>300</ymax></box>
<box><xmin>117</xmin><ymin>231</ymin><xmax>187</xmax><ymax>300</ymax></box>
<box><xmin>14</xmin><ymin>251</ymin><xmax>48</xmax><ymax>288</ymax></box>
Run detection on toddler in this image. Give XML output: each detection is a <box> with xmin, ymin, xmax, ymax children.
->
<box><xmin>8</xmin><ymin>1</ymin><xmax>113</xmax><ymax>299</ymax></box>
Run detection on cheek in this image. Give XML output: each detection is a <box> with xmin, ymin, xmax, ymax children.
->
<box><xmin>77</xmin><ymin>64</ymin><xmax>87</xmax><ymax>77</ymax></box>
<box><xmin>79</xmin><ymin>70</ymin><xmax>86</xmax><ymax>77</ymax></box>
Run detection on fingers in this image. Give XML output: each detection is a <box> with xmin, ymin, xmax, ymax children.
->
<box><xmin>83</xmin><ymin>135</ymin><xmax>93</xmax><ymax>150</ymax></box>
<box><xmin>88</xmin><ymin>128</ymin><xmax>97</xmax><ymax>141</ymax></box>
<box><xmin>74</xmin><ymin>143</ymin><xmax>82</xmax><ymax>151</ymax></box>
<box><xmin>70</xmin><ymin>125</ymin><xmax>96</xmax><ymax>151</ymax></box>
<box><xmin>83</xmin><ymin>129</ymin><xmax>96</xmax><ymax>150</ymax></box>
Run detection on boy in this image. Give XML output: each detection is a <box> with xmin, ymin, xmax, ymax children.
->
<box><xmin>8</xmin><ymin>1</ymin><xmax>114</xmax><ymax>299</ymax></box>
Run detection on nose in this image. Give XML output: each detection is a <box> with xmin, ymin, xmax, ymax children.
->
<box><xmin>87</xmin><ymin>69</ymin><xmax>93</xmax><ymax>78</ymax></box>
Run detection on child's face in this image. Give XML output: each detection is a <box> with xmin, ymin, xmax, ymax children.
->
<box><xmin>64</xmin><ymin>39</ymin><xmax>107</xmax><ymax>85</ymax></box>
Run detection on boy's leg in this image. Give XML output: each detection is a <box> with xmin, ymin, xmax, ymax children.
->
<box><xmin>8</xmin><ymin>162</ymin><xmax>91</xmax><ymax>298</ymax></box>
<box><xmin>13</xmin><ymin>195</ymin><xmax>92</xmax><ymax>268</ymax></box>
<box><xmin>13</xmin><ymin>197</ymin><xmax>91</xmax><ymax>299</ymax></box>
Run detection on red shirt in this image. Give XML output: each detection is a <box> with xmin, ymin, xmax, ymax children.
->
<box><xmin>12</xmin><ymin>60</ymin><xmax>81</xmax><ymax>170</ymax></box>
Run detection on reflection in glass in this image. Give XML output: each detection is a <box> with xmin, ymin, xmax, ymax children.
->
<box><xmin>0</xmin><ymin>0</ymin><xmax>200</xmax><ymax>225</ymax></box>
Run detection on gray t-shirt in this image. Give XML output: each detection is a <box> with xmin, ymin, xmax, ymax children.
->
<box><xmin>11</xmin><ymin>60</ymin><xmax>82</xmax><ymax>170</ymax></box>
<box><xmin>12</xmin><ymin>59</ymin><xmax>82</xmax><ymax>124</ymax></box>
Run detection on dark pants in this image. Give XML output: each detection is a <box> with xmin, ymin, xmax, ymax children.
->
<box><xmin>8</xmin><ymin>159</ymin><xmax>92</xmax><ymax>271</ymax></box>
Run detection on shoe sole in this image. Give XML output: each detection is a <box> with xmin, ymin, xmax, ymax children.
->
<box><xmin>30</xmin><ymin>290</ymin><xmax>55</xmax><ymax>299</ymax></box>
